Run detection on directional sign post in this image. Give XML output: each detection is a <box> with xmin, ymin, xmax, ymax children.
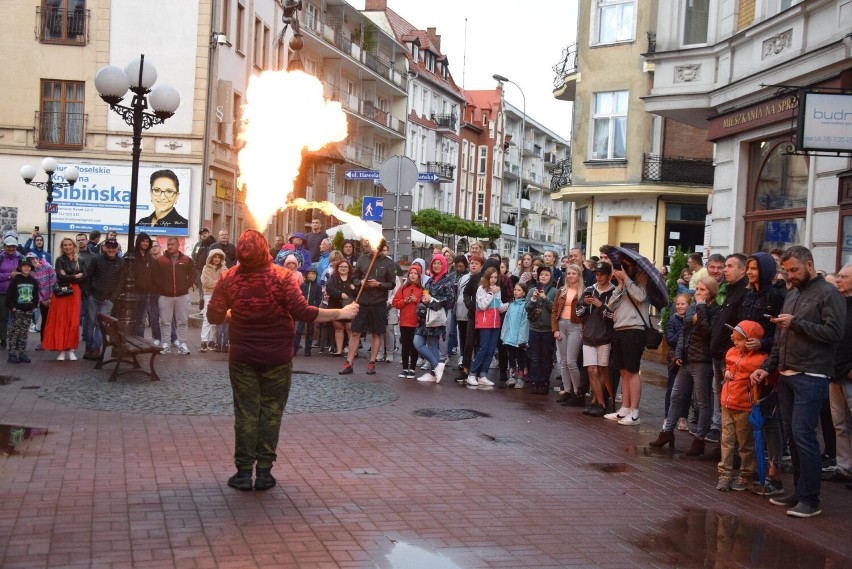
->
<box><xmin>418</xmin><ymin>172</ymin><xmax>439</xmax><ymax>183</ymax></box>
<box><xmin>379</xmin><ymin>156</ymin><xmax>418</xmax><ymax>261</ymax></box>
<box><xmin>344</xmin><ymin>170</ymin><xmax>380</xmax><ymax>181</ymax></box>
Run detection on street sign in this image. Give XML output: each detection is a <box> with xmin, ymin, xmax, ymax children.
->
<box><xmin>418</xmin><ymin>172</ymin><xmax>440</xmax><ymax>182</ymax></box>
<box><xmin>345</xmin><ymin>170</ymin><xmax>379</xmax><ymax>180</ymax></box>
<box><xmin>362</xmin><ymin>196</ymin><xmax>383</xmax><ymax>221</ymax></box>
<box><xmin>382</xmin><ymin>194</ymin><xmax>413</xmax><ymax>212</ymax></box>
<box><xmin>379</xmin><ymin>156</ymin><xmax>418</xmax><ymax>193</ymax></box>
<box><xmin>45</xmin><ymin>202</ymin><xmax>58</xmax><ymax>214</ymax></box>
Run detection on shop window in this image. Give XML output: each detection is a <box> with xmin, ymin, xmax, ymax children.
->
<box><xmin>744</xmin><ymin>138</ymin><xmax>808</xmax><ymax>252</ymax></box>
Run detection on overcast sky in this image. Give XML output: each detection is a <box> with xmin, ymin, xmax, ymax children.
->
<box><xmin>352</xmin><ymin>0</ymin><xmax>578</xmax><ymax>140</ymax></box>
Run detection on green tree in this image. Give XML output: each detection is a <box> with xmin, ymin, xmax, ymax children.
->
<box><xmin>661</xmin><ymin>246</ymin><xmax>690</xmax><ymax>330</ymax></box>
<box><xmin>345</xmin><ymin>198</ymin><xmax>363</xmax><ymax>218</ymax></box>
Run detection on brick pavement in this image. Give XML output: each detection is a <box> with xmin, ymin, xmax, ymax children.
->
<box><xmin>1</xmin><ymin>339</ymin><xmax>851</xmax><ymax>568</ymax></box>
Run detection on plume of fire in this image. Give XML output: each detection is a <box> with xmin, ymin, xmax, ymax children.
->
<box><xmin>237</xmin><ymin>69</ymin><xmax>348</xmax><ymax>227</ymax></box>
<box><xmin>288</xmin><ymin>198</ymin><xmax>384</xmax><ymax>249</ymax></box>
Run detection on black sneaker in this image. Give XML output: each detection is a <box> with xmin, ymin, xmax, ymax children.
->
<box><xmin>7</xmin><ymin>353</ymin><xmax>20</xmax><ymax>364</ymax></box>
<box><xmin>822</xmin><ymin>469</ymin><xmax>852</xmax><ymax>483</ymax></box>
<box><xmin>18</xmin><ymin>352</ymin><xmax>31</xmax><ymax>363</ymax></box>
<box><xmin>227</xmin><ymin>469</ymin><xmax>254</xmax><ymax>491</ymax></box>
<box><xmin>704</xmin><ymin>429</ymin><xmax>720</xmax><ymax>443</ymax></box>
<box><xmin>821</xmin><ymin>455</ymin><xmax>837</xmax><ymax>472</ymax></box>
<box><xmin>786</xmin><ymin>501</ymin><xmax>822</xmax><ymax>518</ymax></box>
<box><xmin>254</xmin><ymin>467</ymin><xmax>276</xmax><ymax>491</ymax></box>
<box><xmin>769</xmin><ymin>492</ymin><xmax>799</xmax><ymax>507</ymax></box>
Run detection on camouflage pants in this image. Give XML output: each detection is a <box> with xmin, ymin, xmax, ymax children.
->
<box><xmin>7</xmin><ymin>310</ymin><xmax>33</xmax><ymax>354</ymax></box>
<box><xmin>229</xmin><ymin>360</ymin><xmax>293</xmax><ymax>470</ymax></box>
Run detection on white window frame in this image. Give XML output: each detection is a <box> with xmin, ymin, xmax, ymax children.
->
<box><xmin>478</xmin><ymin>146</ymin><xmax>487</xmax><ymax>174</ymax></box>
<box><xmin>589</xmin><ymin>90</ymin><xmax>628</xmax><ymax>160</ymax></box>
<box><xmin>680</xmin><ymin>0</ymin><xmax>714</xmax><ymax>47</ymax></box>
<box><xmin>591</xmin><ymin>0</ymin><xmax>636</xmax><ymax>46</ymax></box>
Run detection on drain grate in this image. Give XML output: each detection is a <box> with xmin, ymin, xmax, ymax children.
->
<box><xmin>413</xmin><ymin>408</ymin><xmax>490</xmax><ymax>421</ymax></box>
<box><xmin>590</xmin><ymin>462</ymin><xmax>636</xmax><ymax>473</ymax></box>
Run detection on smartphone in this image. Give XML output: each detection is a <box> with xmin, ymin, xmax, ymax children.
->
<box><xmin>611</xmin><ymin>261</ymin><xmax>622</xmax><ymax>270</ymax></box>
<box><xmin>34</xmin><ymin>226</ymin><xmax>39</xmax><ymax>231</ymax></box>
<box><xmin>763</xmin><ymin>314</ymin><xmax>773</xmax><ymax>319</ymax></box>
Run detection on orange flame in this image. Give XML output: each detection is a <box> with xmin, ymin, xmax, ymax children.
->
<box><xmin>237</xmin><ymin>69</ymin><xmax>348</xmax><ymax>226</ymax></box>
<box><xmin>288</xmin><ymin>198</ymin><xmax>384</xmax><ymax>249</ymax></box>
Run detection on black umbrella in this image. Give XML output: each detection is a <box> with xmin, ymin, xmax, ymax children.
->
<box><xmin>600</xmin><ymin>245</ymin><xmax>669</xmax><ymax>310</ymax></box>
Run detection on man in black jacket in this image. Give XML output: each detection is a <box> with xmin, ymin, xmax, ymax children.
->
<box><xmin>84</xmin><ymin>238</ymin><xmax>126</xmax><ymax>359</ymax></box>
<box><xmin>706</xmin><ymin>253</ymin><xmax>749</xmax><ymax>442</ymax></box>
<box><xmin>752</xmin><ymin>246</ymin><xmax>846</xmax><ymax>518</ymax></box>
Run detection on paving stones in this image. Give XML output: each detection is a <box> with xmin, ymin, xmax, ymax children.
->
<box><xmin>37</xmin><ymin>371</ymin><xmax>398</xmax><ymax>416</ymax></box>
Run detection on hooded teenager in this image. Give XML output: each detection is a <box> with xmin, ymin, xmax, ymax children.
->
<box><xmin>207</xmin><ymin>229</ymin><xmax>358</xmax><ymax>492</ymax></box>
<box><xmin>392</xmin><ymin>263</ymin><xmax>423</xmax><ymax>378</ymax></box>
<box><xmin>413</xmin><ymin>254</ymin><xmax>454</xmax><ymax>383</ymax></box>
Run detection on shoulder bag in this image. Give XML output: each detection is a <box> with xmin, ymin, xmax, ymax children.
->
<box><xmin>628</xmin><ymin>295</ymin><xmax>663</xmax><ymax>350</ymax></box>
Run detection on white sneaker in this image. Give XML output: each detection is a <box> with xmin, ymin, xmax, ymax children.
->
<box><xmin>420</xmin><ymin>361</ymin><xmax>430</xmax><ymax>370</ymax></box>
<box><xmin>677</xmin><ymin>417</ymin><xmax>688</xmax><ymax>431</ymax></box>
<box><xmin>478</xmin><ymin>376</ymin><xmax>495</xmax><ymax>387</ymax></box>
<box><xmin>466</xmin><ymin>375</ymin><xmax>478</xmax><ymax>386</ymax></box>
<box><xmin>417</xmin><ymin>373</ymin><xmax>437</xmax><ymax>383</ymax></box>
<box><xmin>178</xmin><ymin>343</ymin><xmax>190</xmax><ymax>355</ymax></box>
<box><xmin>56</xmin><ymin>351</ymin><xmax>66</xmax><ymax>361</ymax></box>
<box><xmin>160</xmin><ymin>343</ymin><xmax>171</xmax><ymax>355</ymax></box>
<box><xmin>67</xmin><ymin>350</ymin><xmax>77</xmax><ymax>361</ymax></box>
<box><xmin>153</xmin><ymin>339</ymin><xmax>161</xmax><ymax>347</ymax></box>
<box><xmin>434</xmin><ymin>363</ymin><xmax>445</xmax><ymax>383</ymax></box>
<box><xmin>386</xmin><ymin>354</ymin><xmax>394</xmax><ymax>363</ymax></box>
<box><xmin>605</xmin><ymin>407</ymin><xmax>629</xmax><ymax>421</ymax></box>
<box><xmin>618</xmin><ymin>411</ymin><xmax>641</xmax><ymax>426</ymax></box>
<box><xmin>29</xmin><ymin>324</ymin><xmax>37</xmax><ymax>333</ymax></box>
<box><xmin>514</xmin><ymin>378</ymin><xmax>525</xmax><ymax>389</ymax></box>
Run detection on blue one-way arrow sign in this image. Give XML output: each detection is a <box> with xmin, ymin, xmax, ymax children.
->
<box><xmin>345</xmin><ymin>170</ymin><xmax>380</xmax><ymax>180</ymax></box>
<box><xmin>418</xmin><ymin>172</ymin><xmax>440</xmax><ymax>182</ymax></box>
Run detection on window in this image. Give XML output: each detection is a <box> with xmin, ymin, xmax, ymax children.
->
<box><xmin>482</xmin><ymin>112</ymin><xmax>488</xmax><ymax>126</ymax></box>
<box><xmin>683</xmin><ymin>0</ymin><xmax>709</xmax><ymax>44</ymax></box>
<box><xmin>263</xmin><ymin>25</ymin><xmax>270</xmax><ymax>69</ymax></box>
<box><xmin>374</xmin><ymin>141</ymin><xmax>386</xmax><ymax>163</ymax></box>
<box><xmin>744</xmin><ymin>138</ymin><xmax>809</xmax><ymax>252</ymax></box>
<box><xmin>461</xmin><ymin>141</ymin><xmax>468</xmax><ymax>172</ymax></box>
<box><xmin>574</xmin><ymin>207</ymin><xmax>588</xmax><ymax>250</ymax></box>
<box><xmin>236</xmin><ymin>2</ymin><xmax>245</xmax><ymax>54</ymax></box>
<box><xmin>233</xmin><ymin>91</ymin><xmax>242</xmax><ymax>147</ymax></box>
<box><xmin>478</xmin><ymin>146</ymin><xmax>487</xmax><ymax>174</ymax></box>
<box><xmin>38</xmin><ymin>79</ymin><xmax>85</xmax><ymax>149</ymax></box>
<box><xmin>40</xmin><ymin>0</ymin><xmax>87</xmax><ymax>44</ymax></box>
<box><xmin>221</xmin><ymin>0</ymin><xmax>231</xmax><ymax>39</ymax></box>
<box><xmin>476</xmin><ymin>190</ymin><xmax>485</xmax><ymax>221</ymax></box>
<box><xmin>591</xmin><ymin>91</ymin><xmax>628</xmax><ymax>160</ymax></box>
<box><xmin>596</xmin><ymin>0</ymin><xmax>634</xmax><ymax>44</ymax></box>
<box><xmin>412</xmin><ymin>44</ymin><xmax>419</xmax><ymax>61</ymax></box>
<box><xmin>254</xmin><ymin>17</ymin><xmax>263</xmax><ymax>68</ymax></box>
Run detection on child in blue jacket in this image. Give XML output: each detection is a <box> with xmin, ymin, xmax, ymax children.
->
<box><xmin>294</xmin><ymin>266</ymin><xmax>322</xmax><ymax>356</ymax></box>
<box><xmin>501</xmin><ymin>282</ymin><xmax>530</xmax><ymax>388</ymax></box>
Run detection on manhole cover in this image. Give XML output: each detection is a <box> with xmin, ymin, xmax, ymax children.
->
<box><xmin>413</xmin><ymin>408</ymin><xmax>489</xmax><ymax>420</ymax></box>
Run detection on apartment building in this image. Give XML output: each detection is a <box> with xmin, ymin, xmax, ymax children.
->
<box><xmin>211</xmin><ymin>0</ymin><xmax>409</xmax><ymax>238</ymax></box>
<box><xmin>501</xmin><ymin>101</ymin><xmax>571</xmax><ymax>259</ymax></box>
<box><xmin>644</xmin><ymin>0</ymin><xmax>852</xmax><ymax>270</ymax></box>
<box><xmin>458</xmin><ymin>89</ymin><xmax>503</xmax><ymax>249</ymax></box>
<box><xmin>0</xmin><ymin>0</ymin><xmax>210</xmax><ymax>249</ymax></box>
<box><xmin>552</xmin><ymin>0</ymin><xmax>715</xmax><ymax>266</ymax></box>
<box><xmin>363</xmin><ymin>0</ymin><xmax>464</xmax><ymax>221</ymax></box>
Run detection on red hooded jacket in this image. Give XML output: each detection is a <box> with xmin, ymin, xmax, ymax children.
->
<box><xmin>392</xmin><ymin>264</ymin><xmax>422</xmax><ymax>327</ymax></box>
<box><xmin>207</xmin><ymin>229</ymin><xmax>319</xmax><ymax>366</ymax></box>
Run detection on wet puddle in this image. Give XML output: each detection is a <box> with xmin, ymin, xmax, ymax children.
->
<box><xmin>632</xmin><ymin>507</ymin><xmax>848</xmax><ymax>567</ymax></box>
<box><xmin>0</xmin><ymin>375</ymin><xmax>22</xmax><ymax>386</ymax></box>
<box><xmin>386</xmin><ymin>541</ymin><xmax>463</xmax><ymax>569</ymax></box>
<box><xmin>1</xmin><ymin>424</ymin><xmax>48</xmax><ymax>456</ymax></box>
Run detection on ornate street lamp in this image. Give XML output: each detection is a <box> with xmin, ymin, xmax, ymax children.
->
<box><xmin>95</xmin><ymin>54</ymin><xmax>180</xmax><ymax>333</ymax></box>
<box><xmin>493</xmin><ymin>73</ymin><xmax>526</xmax><ymax>263</ymax></box>
<box><xmin>20</xmin><ymin>158</ymin><xmax>79</xmax><ymax>256</ymax></box>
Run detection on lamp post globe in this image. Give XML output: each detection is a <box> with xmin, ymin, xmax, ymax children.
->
<box><xmin>124</xmin><ymin>58</ymin><xmax>157</xmax><ymax>90</ymax></box>
<box><xmin>94</xmin><ymin>65</ymin><xmax>129</xmax><ymax>104</ymax></box>
<box><xmin>20</xmin><ymin>165</ymin><xmax>37</xmax><ymax>184</ymax></box>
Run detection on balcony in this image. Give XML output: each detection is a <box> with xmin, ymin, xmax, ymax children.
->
<box><xmin>540</xmin><ymin>207</ymin><xmax>559</xmax><ymax>220</ymax></box>
<box><xmin>523</xmin><ymin>169</ymin><xmax>540</xmax><ymax>185</ymax></box>
<box><xmin>520</xmin><ymin>197</ymin><xmax>531</xmax><ymax>213</ymax></box>
<box><xmin>521</xmin><ymin>140</ymin><xmax>539</xmax><ymax>158</ymax></box>
<box><xmin>425</xmin><ymin>161</ymin><xmax>456</xmax><ymax>182</ymax></box>
<box><xmin>503</xmin><ymin>161</ymin><xmax>520</xmax><ymax>179</ymax></box>
<box><xmin>37</xmin><ymin>5</ymin><xmax>89</xmax><ymax>45</ymax></box>
<box><xmin>341</xmin><ymin>140</ymin><xmax>380</xmax><ymax>169</ymax></box>
<box><xmin>352</xmin><ymin>101</ymin><xmax>405</xmax><ymax>137</ymax></box>
<box><xmin>35</xmin><ymin>111</ymin><xmax>87</xmax><ymax>150</ymax></box>
<box><xmin>299</xmin><ymin>11</ymin><xmax>407</xmax><ymax>92</ymax></box>
<box><xmin>501</xmin><ymin>223</ymin><xmax>516</xmax><ymax>236</ymax></box>
<box><xmin>550</xmin><ymin>158</ymin><xmax>572</xmax><ymax>191</ymax></box>
<box><xmin>642</xmin><ymin>154</ymin><xmax>714</xmax><ymax>185</ymax></box>
<box><xmin>431</xmin><ymin>113</ymin><xmax>457</xmax><ymax>132</ymax></box>
<box><xmin>552</xmin><ymin>43</ymin><xmax>578</xmax><ymax>101</ymax></box>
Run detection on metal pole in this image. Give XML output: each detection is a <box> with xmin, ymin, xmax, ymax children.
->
<box><xmin>127</xmin><ymin>54</ymin><xmax>145</xmax><ymax>254</ymax></box>
<box><xmin>46</xmin><ymin>177</ymin><xmax>53</xmax><ymax>258</ymax></box>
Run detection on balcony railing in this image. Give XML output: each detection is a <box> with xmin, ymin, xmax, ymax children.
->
<box><xmin>299</xmin><ymin>11</ymin><xmax>407</xmax><ymax>91</ymax></box>
<box><xmin>642</xmin><ymin>154</ymin><xmax>714</xmax><ymax>185</ymax></box>
<box><xmin>426</xmin><ymin>161</ymin><xmax>456</xmax><ymax>182</ymax></box>
<box><xmin>36</xmin><ymin>5</ymin><xmax>89</xmax><ymax>45</ymax></box>
<box><xmin>35</xmin><ymin>111</ymin><xmax>86</xmax><ymax>149</ymax></box>
<box><xmin>431</xmin><ymin>113</ymin><xmax>457</xmax><ymax>132</ymax></box>
<box><xmin>503</xmin><ymin>161</ymin><xmax>520</xmax><ymax>179</ymax></box>
<box><xmin>550</xmin><ymin>157</ymin><xmax>572</xmax><ymax>190</ymax></box>
<box><xmin>552</xmin><ymin>43</ymin><xmax>578</xmax><ymax>88</ymax></box>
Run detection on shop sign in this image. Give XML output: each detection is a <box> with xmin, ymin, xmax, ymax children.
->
<box><xmin>708</xmin><ymin>95</ymin><xmax>799</xmax><ymax>141</ymax></box>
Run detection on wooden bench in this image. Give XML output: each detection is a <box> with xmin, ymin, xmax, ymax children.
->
<box><xmin>95</xmin><ymin>314</ymin><xmax>161</xmax><ymax>382</ymax></box>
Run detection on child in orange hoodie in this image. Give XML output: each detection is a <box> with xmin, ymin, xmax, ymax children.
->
<box><xmin>717</xmin><ymin>320</ymin><xmax>767</xmax><ymax>492</ymax></box>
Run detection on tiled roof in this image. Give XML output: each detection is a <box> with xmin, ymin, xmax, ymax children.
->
<box><xmin>463</xmin><ymin>89</ymin><xmax>502</xmax><ymax>124</ymax></box>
